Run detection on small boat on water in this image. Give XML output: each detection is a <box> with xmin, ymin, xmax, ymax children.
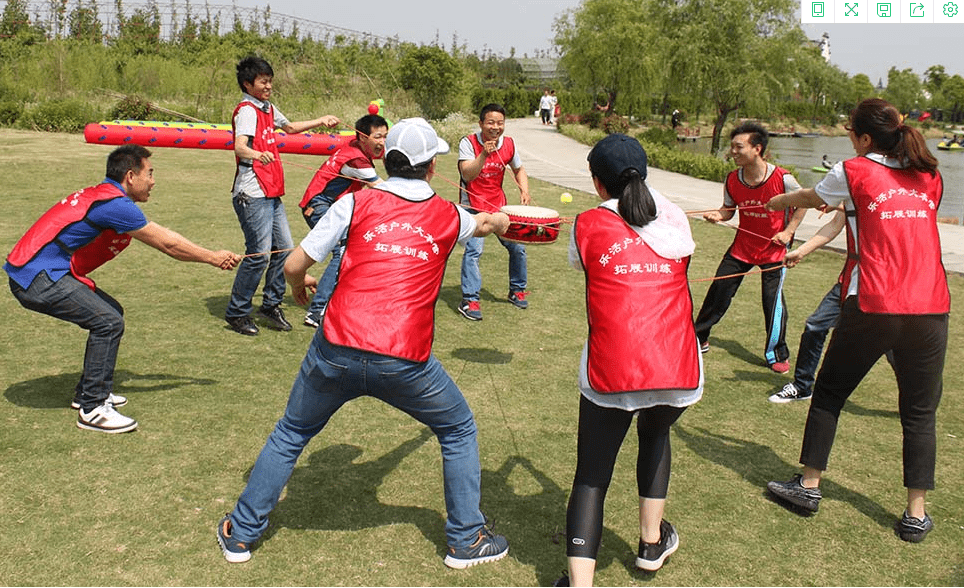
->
<box><xmin>937</xmin><ymin>138</ymin><xmax>964</xmax><ymax>151</ymax></box>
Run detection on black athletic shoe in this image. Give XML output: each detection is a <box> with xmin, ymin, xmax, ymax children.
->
<box><xmin>636</xmin><ymin>519</ymin><xmax>679</xmax><ymax>572</ymax></box>
<box><xmin>443</xmin><ymin>527</ymin><xmax>509</xmax><ymax>569</ymax></box>
<box><xmin>258</xmin><ymin>305</ymin><xmax>292</xmax><ymax>331</ymax></box>
<box><xmin>226</xmin><ymin>315</ymin><xmax>259</xmax><ymax>336</ymax></box>
<box><xmin>553</xmin><ymin>572</ymin><xmax>570</xmax><ymax>586</ymax></box>
<box><xmin>896</xmin><ymin>511</ymin><xmax>933</xmax><ymax>543</ymax></box>
<box><xmin>767</xmin><ymin>474</ymin><xmax>822</xmax><ymax>512</ymax></box>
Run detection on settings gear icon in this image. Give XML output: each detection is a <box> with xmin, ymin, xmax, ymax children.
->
<box><xmin>944</xmin><ymin>1</ymin><xmax>959</xmax><ymax>17</ymax></box>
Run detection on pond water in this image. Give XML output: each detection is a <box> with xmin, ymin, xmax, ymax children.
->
<box><xmin>678</xmin><ymin>135</ymin><xmax>964</xmax><ymax>224</ymax></box>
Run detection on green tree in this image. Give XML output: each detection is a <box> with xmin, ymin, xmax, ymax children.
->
<box><xmin>883</xmin><ymin>67</ymin><xmax>923</xmax><ymax>113</ymax></box>
<box><xmin>398</xmin><ymin>44</ymin><xmax>464</xmax><ymax>119</ymax></box>
<box><xmin>68</xmin><ymin>1</ymin><xmax>103</xmax><ymax>43</ymax></box>
<box><xmin>0</xmin><ymin>0</ymin><xmax>44</xmax><ymax>43</ymax></box>
<box><xmin>850</xmin><ymin>73</ymin><xmax>876</xmax><ymax>106</ymax></box>
<box><xmin>668</xmin><ymin>0</ymin><xmax>800</xmax><ymax>152</ymax></box>
<box><xmin>553</xmin><ymin>0</ymin><xmax>657</xmax><ymax>117</ymax></box>
<box><xmin>940</xmin><ymin>74</ymin><xmax>964</xmax><ymax>122</ymax></box>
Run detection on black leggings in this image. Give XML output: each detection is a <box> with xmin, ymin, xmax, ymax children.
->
<box><xmin>565</xmin><ymin>395</ymin><xmax>686</xmax><ymax>559</ymax></box>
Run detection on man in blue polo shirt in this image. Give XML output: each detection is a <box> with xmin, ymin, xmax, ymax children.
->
<box><xmin>4</xmin><ymin>145</ymin><xmax>240</xmax><ymax>434</ymax></box>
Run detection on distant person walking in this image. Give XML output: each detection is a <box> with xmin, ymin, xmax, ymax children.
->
<box><xmin>765</xmin><ymin>98</ymin><xmax>948</xmax><ymax>544</ymax></box>
<box><xmin>540</xmin><ymin>89</ymin><xmax>553</xmax><ymax>125</ymax></box>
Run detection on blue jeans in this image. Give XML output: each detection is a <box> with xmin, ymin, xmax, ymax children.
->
<box><xmin>229</xmin><ymin>334</ymin><xmax>486</xmax><ymax>549</ymax></box>
<box><xmin>9</xmin><ymin>273</ymin><xmax>124</xmax><ymax>411</ymax></box>
<box><xmin>227</xmin><ymin>194</ymin><xmax>293</xmax><ymax>319</ymax></box>
<box><xmin>460</xmin><ymin>234</ymin><xmax>527</xmax><ymax>301</ymax></box>
<box><xmin>792</xmin><ymin>283</ymin><xmax>841</xmax><ymax>395</ymax></box>
<box><xmin>302</xmin><ymin>194</ymin><xmax>343</xmax><ymax>318</ymax></box>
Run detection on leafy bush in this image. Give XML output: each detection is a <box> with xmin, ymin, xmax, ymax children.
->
<box><xmin>638</xmin><ymin>139</ymin><xmax>734</xmax><ymax>183</ymax></box>
<box><xmin>108</xmin><ymin>94</ymin><xmax>155</xmax><ymax>120</ymax></box>
<box><xmin>581</xmin><ymin>109</ymin><xmax>603</xmax><ymax>129</ymax></box>
<box><xmin>17</xmin><ymin>99</ymin><xmax>102</xmax><ymax>132</ymax></box>
<box><xmin>0</xmin><ymin>100</ymin><xmax>23</xmax><ymax>125</ymax></box>
<box><xmin>636</xmin><ymin>126</ymin><xmax>677</xmax><ymax>148</ymax></box>
<box><xmin>602</xmin><ymin>115</ymin><xmax>630</xmax><ymax>134</ymax></box>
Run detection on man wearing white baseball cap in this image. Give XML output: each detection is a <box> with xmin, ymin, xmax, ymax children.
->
<box><xmin>217</xmin><ymin>118</ymin><xmax>513</xmax><ymax>570</ymax></box>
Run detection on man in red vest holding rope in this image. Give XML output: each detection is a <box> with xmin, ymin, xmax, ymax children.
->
<box><xmin>4</xmin><ymin>145</ymin><xmax>239</xmax><ymax>433</ymax></box>
<box><xmin>217</xmin><ymin>118</ymin><xmax>513</xmax><ymax>569</ymax></box>
<box><xmin>693</xmin><ymin>122</ymin><xmax>803</xmax><ymax>373</ymax></box>
<box><xmin>457</xmin><ymin>103</ymin><xmax>531</xmax><ymax>321</ymax></box>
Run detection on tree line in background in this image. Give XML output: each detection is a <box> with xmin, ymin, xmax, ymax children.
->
<box><xmin>1</xmin><ymin>0</ymin><xmax>962</xmax><ymax>153</ymax></box>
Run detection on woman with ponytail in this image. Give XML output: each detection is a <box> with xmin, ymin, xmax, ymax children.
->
<box><xmin>765</xmin><ymin>98</ymin><xmax>948</xmax><ymax>543</ymax></box>
<box><xmin>558</xmin><ymin>134</ymin><xmax>703</xmax><ymax>585</ymax></box>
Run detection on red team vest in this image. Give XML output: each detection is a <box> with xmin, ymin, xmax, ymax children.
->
<box><xmin>842</xmin><ymin>157</ymin><xmax>949</xmax><ymax>315</ymax></box>
<box><xmin>461</xmin><ymin>134</ymin><xmax>515</xmax><ymax>211</ymax></box>
<box><xmin>725</xmin><ymin>167</ymin><xmax>793</xmax><ymax>265</ymax></box>
<box><xmin>574</xmin><ymin>207</ymin><xmax>701</xmax><ymax>393</ymax></box>
<box><xmin>323</xmin><ymin>188</ymin><xmax>461</xmax><ymax>362</ymax></box>
<box><xmin>7</xmin><ymin>183</ymin><xmax>133</xmax><ymax>290</ymax></box>
<box><xmin>299</xmin><ymin>141</ymin><xmax>370</xmax><ymax>209</ymax></box>
<box><xmin>232</xmin><ymin>101</ymin><xmax>285</xmax><ymax>197</ymax></box>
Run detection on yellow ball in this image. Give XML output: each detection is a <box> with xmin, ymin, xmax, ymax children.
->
<box><xmin>560</xmin><ymin>192</ymin><xmax>572</xmax><ymax>203</ymax></box>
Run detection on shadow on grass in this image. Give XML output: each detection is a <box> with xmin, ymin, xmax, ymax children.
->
<box><xmin>705</xmin><ymin>337</ymin><xmax>772</xmax><ymax>372</ymax></box>
<box><xmin>203</xmin><ymin>295</ymin><xmax>231</xmax><ymax>320</ymax></box>
<box><xmin>451</xmin><ymin>347</ymin><xmax>514</xmax><ymax>364</ymax></box>
<box><xmin>674</xmin><ymin>425</ymin><xmax>896</xmax><ymax>531</ymax></box>
<box><xmin>260</xmin><ymin>428</ymin><xmax>446</xmax><ymax>553</ymax></box>
<box><xmin>251</xmin><ymin>435</ymin><xmax>636</xmax><ymax>580</ymax></box>
<box><xmin>4</xmin><ymin>369</ymin><xmax>216</xmax><ymax>409</ymax></box>
<box><xmin>438</xmin><ymin>285</ymin><xmax>519</xmax><ymax>316</ymax></box>
<box><xmin>481</xmin><ymin>454</ymin><xmax>638</xmax><ymax>586</ymax></box>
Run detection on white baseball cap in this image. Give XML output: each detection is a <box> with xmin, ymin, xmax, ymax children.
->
<box><xmin>385</xmin><ymin>117</ymin><xmax>450</xmax><ymax>166</ymax></box>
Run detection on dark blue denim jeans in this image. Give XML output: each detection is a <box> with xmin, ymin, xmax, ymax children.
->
<box><xmin>229</xmin><ymin>334</ymin><xmax>487</xmax><ymax>549</ymax></box>
<box><xmin>792</xmin><ymin>283</ymin><xmax>841</xmax><ymax>395</ymax></box>
<box><xmin>227</xmin><ymin>194</ymin><xmax>293</xmax><ymax>318</ymax></box>
<box><xmin>10</xmin><ymin>273</ymin><xmax>124</xmax><ymax>411</ymax></box>
<box><xmin>302</xmin><ymin>194</ymin><xmax>344</xmax><ymax>318</ymax></box>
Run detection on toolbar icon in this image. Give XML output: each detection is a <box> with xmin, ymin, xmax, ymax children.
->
<box><xmin>844</xmin><ymin>1</ymin><xmax>859</xmax><ymax>15</ymax></box>
<box><xmin>812</xmin><ymin>1</ymin><xmax>826</xmax><ymax>15</ymax></box>
<box><xmin>909</xmin><ymin>2</ymin><xmax>925</xmax><ymax>16</ymax></box>
<box><xmin>944</xmin><ymin>1</ymin><xmax>959</xmax><ymax>16</ymax></box>
<box><xmin>877</xmin><ymin>2</ymin><xmax>892</xmax><ymax>16</ymax></box>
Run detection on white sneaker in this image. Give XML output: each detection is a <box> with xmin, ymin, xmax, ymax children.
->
<box><xmin>77</xmin><ymin>402</ymin><xmax>138</xmax><ymax>433</ymax></box>
<box><xmin>71</xmin><ymin>392</ymin><xmax>127</xmax><ymax>410</ymax></box>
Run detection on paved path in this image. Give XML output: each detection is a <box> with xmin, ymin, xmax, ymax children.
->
<box><xmin>509</xmin><ymin>116</ymin><xmax>964</xmax><ymax>275</ymax></box>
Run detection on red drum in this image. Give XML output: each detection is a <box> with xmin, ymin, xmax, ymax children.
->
<box><xmin>500</xmin><ymin>205</ymin><xmax>561</xmax><ymax>245</ymax></box>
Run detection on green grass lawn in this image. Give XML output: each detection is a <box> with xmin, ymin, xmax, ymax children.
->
<box><xmin>1</xmin><ymin>129</ymin><xmax>962</xmax><ymax>586</ymax></box>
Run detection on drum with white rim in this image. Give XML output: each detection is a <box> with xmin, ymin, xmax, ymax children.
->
<box><xmin>500</xmin><ymin>205</ymin><xmax>561</xmax><ymax>245</ymax></box>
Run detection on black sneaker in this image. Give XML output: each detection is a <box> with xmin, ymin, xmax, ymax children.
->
<box><xmin>458</xmin><ymin>299</ymin><xmax>483</xmax><ymax>321</ymax></box>
<box><xmin>895</xmin><ymin>511</ymin><xmax>933</xmax><ymax>543</ymax></box>
<box><xmin>217</xmin><ymin>515</ymin><xmax>252</xmax><ymax>563</ymax></box>
<box><xmin>767</xmin><ymin>474</ymin><xmax>822</xmax><ymax>512</ymax></box>
<box><xmin>508</xmin><ymin>290</ymin><xmax>529</xmax><ymax>309</ymax></box>
<box><xmin>226</xmin><ymin>315</ymin><xmax>259</xmax><ymax>336</ymax></box>
<box><xmin>636</xmin><ymin>519</ymin><xmax>679</xmax><ymax>572</ymax></box>
<box><xmin>258</xmin><ymin>305</ymin><xmax>292</xmax><ymax>331</ymax></box>
<box><xmin>553</xmin><ymin>572</ymin><xmax>570</xmax><ymax>586</ymax></box>
<box><xmin>768</xmin><ymin>382</ymin><xmax>812</xmax><ymax>404</ymax></box>
<box><xmin>443</xmin><ymin>527</ymin><xmax>509</xmax><ymax>569</ymax></box>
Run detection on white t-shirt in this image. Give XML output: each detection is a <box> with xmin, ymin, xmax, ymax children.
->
<box><xmin>232</xmin><ymin>93</ymin><xmax>290</xmax><ymax>198</ymax></box>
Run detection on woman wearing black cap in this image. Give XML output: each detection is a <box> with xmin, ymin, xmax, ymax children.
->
<box><xmin>560</xmin><ymin>134</ymin><xmax>703</xmax><ymax>585</ymax></box>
